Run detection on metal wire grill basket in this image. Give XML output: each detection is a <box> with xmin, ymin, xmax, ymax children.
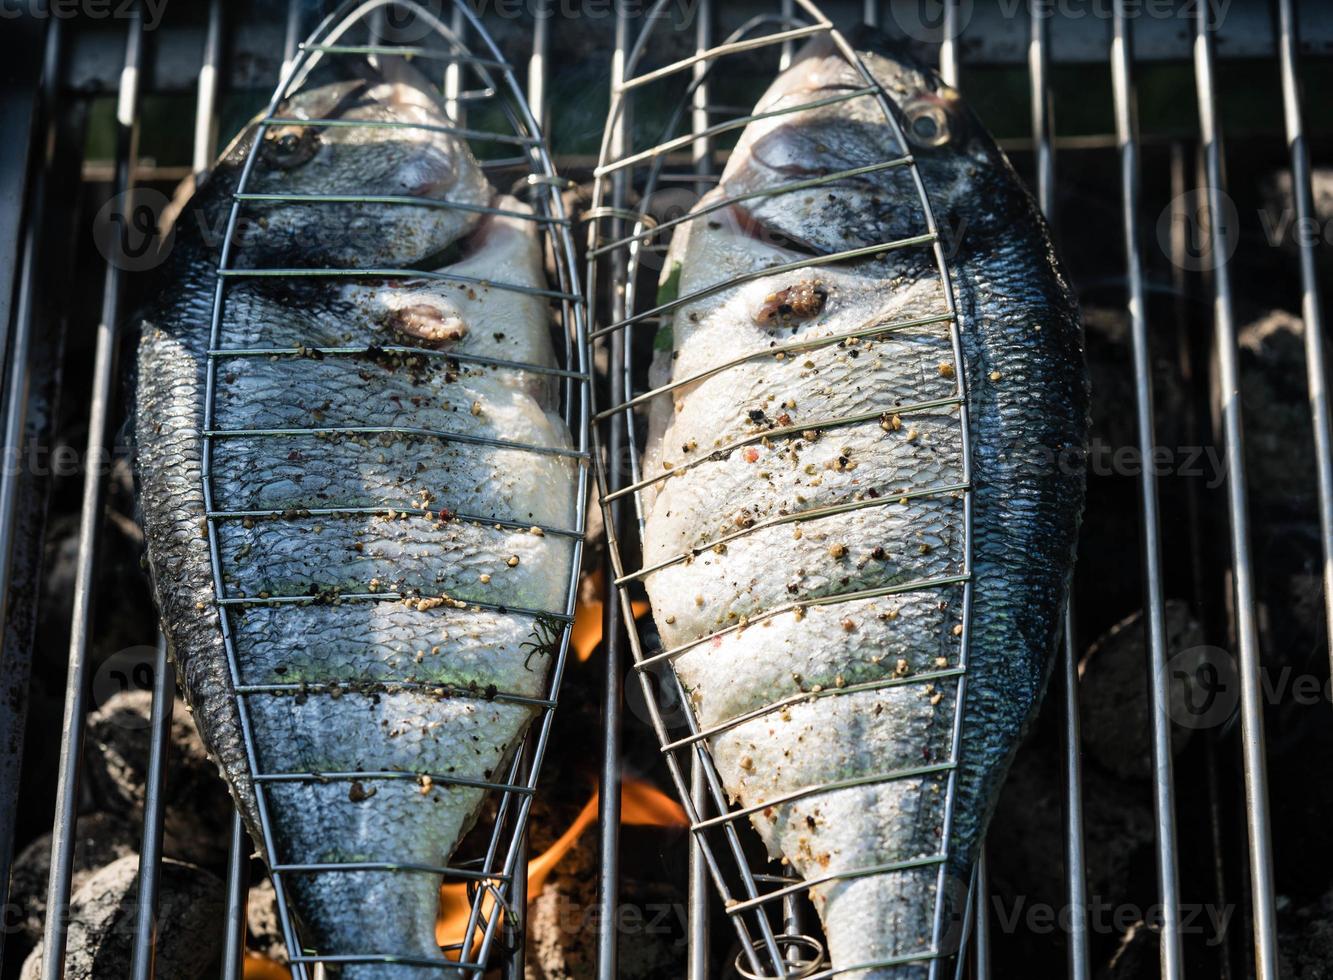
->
<box><xmin>585</xmin><ymin>3</ymin><xmax>981</xmax><ymax>976</ymax></box>
<box><xmin>36</xmin><ymin>1</ymin><xmax>590</xmax><ymax>976</ymax></box>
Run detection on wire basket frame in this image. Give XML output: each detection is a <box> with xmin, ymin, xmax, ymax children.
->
<box><xmin>200</xmin><ymin>1</ymin><xmax>589</xmax><ymax>975</ymax></box>
<box><xmin>586</xmin><ymin>2</ymin><xmax>979</xmax><ymax>976</ymax></box>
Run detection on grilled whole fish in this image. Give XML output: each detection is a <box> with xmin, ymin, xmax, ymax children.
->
<box><xmin>641</xmin><ymin>34</ymin><xmax>1086</xmax><ymax>975</ymax></box>
<box><xmin>135</xmin><ymin>72</ymin><xmax>577</xmax><ymax>976</ymax></box>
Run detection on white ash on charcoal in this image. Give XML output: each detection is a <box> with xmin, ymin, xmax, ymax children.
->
<box><xmin>1096</xmin><ymin>919</ymin><xmax>1158</xmax><ymax>980</ymax></box>
<box><xmin>1077</xmin><ymin>601</ymin><xmax>1205</xmax><ymax>782</ymax></box>
<box><xmin>19</xmin><ymin>854</ymin><xmax>224</xmax><ymax>979</ymax></box>
<box><xmin>6</xmin><ymin>811</ymin><xmax>139</xmax><ymax>946</ymax></box>
<box><xmin>245</xmin><ymin>877</ymin><xmax>288</xmax><ymax>964</ymax></box>
<box><xmin>524</xmin><ymin>791</ymin><xmax>599</xmax><ymax>980</ymax></box>
<box><xmin>84</xmin><ymin>689</ymin><xmax>234</xmax><ymax>866</ymax></box>
<box><xmin>1260</xmin><ymin>168</ymin><xmax>1333</xmax><ymax>262</ymax></box>
<box><xmin>524</xmin><ymin>815</ymin><xmax>686</xmax><ymax>980</ymax></box>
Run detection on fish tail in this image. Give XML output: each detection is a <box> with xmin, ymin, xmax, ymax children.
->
<box><xmin>286</xmin><ymin>869</ymin><xmax>451</xmax><ymax>976</ymax></box>
<box><xmin>338</xmin><ymin>964</ymin><xmax>462</xmax><ymax>980</ymax></box>
<box><xmin>814</xmin><ymin>860</ymin><xmax>967</xmax><ymax>979</ymax></box>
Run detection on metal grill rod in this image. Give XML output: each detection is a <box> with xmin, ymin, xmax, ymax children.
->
<box><xmin>128</xmin><ymin>634</ymin><xmax>174</xmax><ymax>980</ymax></box>
<box><xmin>39</xmin><ymin>7</ymin><xmax>143</xmax><ymax>975</ymax></box>
<box><xmin>1027</xmin><ymin>4</ymin><xmax>1091</xmax><ymax>977</ymax></box>
<box><xmin>1108</xmin><ymin>4</ymin><xmax>1185</xmax><ymax>975</ymax></box>
<box><xmin>594</xmin><ymin>6</ymin><xmax>632</xmax><ymax>973</ymax></box>
<box><xmin>687</xmin><ymin>4</ymin><xmax>715</xmax><ymax>973</ymax></box>
<box><xmin>1275</xmin><ymin>0</ymin><xmax>1333</xmax><ymax>682</ymax></box>
<box><xmin>0</xmin><ymin>19</ymin><xmax>60</xmax><ymax>960</ymax></box>
<box><xmin>1192</xmin><ymin>5</ymin><xmax>1279</xmax><ymax>976</ymax></box>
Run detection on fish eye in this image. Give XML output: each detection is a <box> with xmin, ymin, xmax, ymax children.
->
<box><xmin>903</xmin><ymin>99</ymin><xmax>951</xmax><ymax>149</ymax></box>
<box><xmin>263</xmin><ymin>127</ymin><xmax>320</xmax><ymax>169</ymax></box>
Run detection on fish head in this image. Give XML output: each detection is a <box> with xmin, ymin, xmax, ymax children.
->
<box><xmin>718</xmin><ymin>31</ymin><xmax>1022</xmax><ymax>269</ymax></box>
<box><xmin>220</xmin><ymin>75</ymin><xmax>493</xmax><ymax>268</ymax></box>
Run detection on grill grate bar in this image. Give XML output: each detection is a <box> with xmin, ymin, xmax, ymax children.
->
<box><xmin>0</xmin><ymin>17</ymin><xmax>60</xmax><ymax>956</ymax></box>
<box><xmin>1276</xmin><ymin>0</ymin><xmax>1333</xmax><ymax>687</ymax></box>
<box><xmin>1026</xmin><ymin>3</ymin><xmax>1091</xmax><ymax>977</ymax></box>
<box><xmin>128</xmin><ymin>635</ymin><xmax>175</xmax><ymax>980</ymax></box>
<box><xmin>221</xmin><ymin>812</ymin><xmax>248</xmax><ymax>980</ymax></box>
<box><xmin>1108</xmin><ymin>4</ymin><xmax>1186</xmax><ymax>976</ymax></box>
<box><xmin>593</xmin><ymin>8</ymin><xmax>631</xmax><ymax>973</ymax></box>
<box><xmin>687</xmin><ymin>3</ymin><xmax>715</xmax><ymax>974</ymax></box>
<box><xmin>1192</xmin><ymin>5</ymin><xmax>1280</xmax><ymax>976</ymax></box>
<box><xmin>1059</xmin><ymin>605</ymin><xmax>1091</xmax><ymax>980</ymax></box>
<box><xmin>39</xmin><ymin>7</ymin><xmax>143</xmax><ymax>976</ymax></box>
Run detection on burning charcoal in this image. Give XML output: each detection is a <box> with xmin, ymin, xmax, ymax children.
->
<box><xmin>7</xmin><ymin>812</ymin><xmax>139</xmax><ymax>944</ymax></box>
<box><xmin>1239</xmin><ymin>310</ymin><xmax>1318</xmax><ymax>517</ymax></box>
<box><xmin>1078</xmin><ymin>601</ymin><xmax>1204</xmax><ymax>782</ymax></box>
<box><xmin>37</xmin><ymin>511</ymin><xmax>151</xmax><ymax>675</ymax></box>
<box><xmin>19</xmin><ymin>854</ymin><xmax>224</xmax><ymax>979</ymax></box>
<box><xmin>1260</xmin><ymin>168</ymin><xmax>1333</xmax><ymax>261</ymax></box>
<box><xmin>525</xmin><ymin>779</ymin><xmax>687</xmax><ymax>979</ymax></box>
<box><xmin>1081</xmin><ymin>305</ymin><xmax>1189</xmax><ymax>458</ymax></box>
<box><xmin>524</xmin><ymin>805</ymin><xmax>598</xmax><ymax>980</ymax></box>
<box><xmin>988</xmin><ymin>742</ymin><xmax>1154</xmax><ymax>926</ymax></box>
<box><xmin>1279</xmin><ymin>888</ymin><xmax>1333</xmax><ymax>978</ymax></box>
<box><xmin>84</xmin><ymin>689</ymin><xmax>233</xmax><ymax>866</ymax></box>
<box><xmin>246</xmin><ymin>877</ymin><xmax>289</xmax><ymax>964</ymax></box>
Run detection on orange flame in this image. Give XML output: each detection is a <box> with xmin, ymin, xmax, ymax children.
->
<box><xmin>436</xmin><ymin>776</ymin><xmax>686</xmax><ymax>952</ymax></box>
<box><xmin>571</xmin><ymin>569</ymin><xmax>650</xmax><ymax>663</ymax></box>
<box><xmin>621</xmin><ymin>776</ymin><xmax>689</xmax><ymax>828</ymax></box>
<box><xmin>242</xmin><ymin>953</ymin><xmax>291</xmax><ymax>979</ymax></box>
